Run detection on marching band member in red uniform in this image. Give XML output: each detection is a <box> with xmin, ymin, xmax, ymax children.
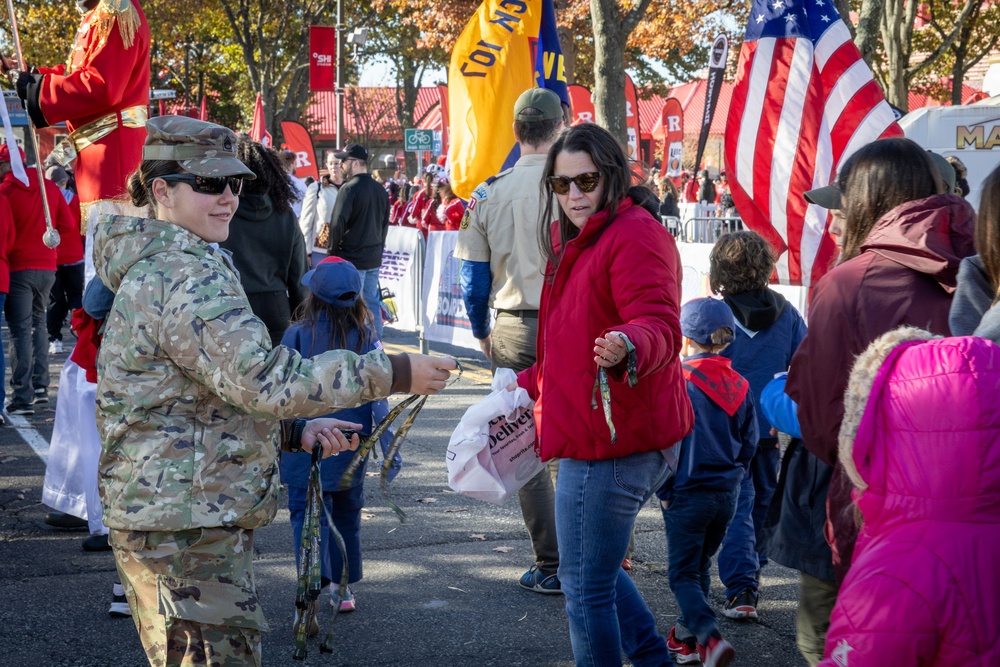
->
<box><xmin>12</xmin><ymin>0</ymin><xmax>150</xmax><ymax>280</ymax></box>
<box><xmin>5</xmin><ymin>0</ymin><xmax>151</xmax><ymax>621</ymax></box>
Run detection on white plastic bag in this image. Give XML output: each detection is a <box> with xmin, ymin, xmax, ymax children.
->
<box><xmin>446</xmin><ymin>368</ymin><xmax>545</xmax><ymax>504</ymax></box>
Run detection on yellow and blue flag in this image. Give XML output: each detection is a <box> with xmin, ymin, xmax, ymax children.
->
<box><xmin>448</xmin><ymin>0</ymin><xmax>569</xmax><ymax>200</ymax></box>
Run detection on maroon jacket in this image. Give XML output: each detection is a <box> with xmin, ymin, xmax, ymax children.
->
<box><xmin>786</xmin><ymin>193</ymin><xmax>976</xmax><ymax>581</ymax></box>
<box><xmin>517</xmin><ymin>198</ymin><xmax>693</xmax><ymax>461</ymax></box>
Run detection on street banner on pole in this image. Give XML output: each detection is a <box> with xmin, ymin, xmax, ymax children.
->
<box><xmin>694</xmin><ymin>34</ymin><xmax>728</xmax><ymax>172</ymax></box>
<box><xmin>724</xmin><ymin>0</ymin><xmax>901</xmax><ymax>285</ymax></box>
<box><xmin>309</xmin><ymin>26</ymin><xmax>337</xmax><ymax>92</ymax></box>
<box><xmin>660</xmin><ymin>98</ymin><xmax>684</xmax><ymax>179</ymax></box>
<box><xmin>280</xmin><ymin>121</ymin><xmax>319</xmax><ymax>181</ymax></box>
<box><xmin>568</xmin><ymin>84</ymin><xmax>594</xmax><ymax>125</ymax></box>
<box><xmin>624</xmin><ymin>73</ymin><xmax>641</xmax><ymax>160</ymax></box>
<box><xmin>249</xmin><ymin>93</ymin><xmax>272</xmax><ymax>147</ymax></box>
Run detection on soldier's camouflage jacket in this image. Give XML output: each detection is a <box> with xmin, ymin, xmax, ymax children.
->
<box><xmin>93</xmin><ymin>215</ymin><xmax>394</xmax><ymax>532</ymax></box>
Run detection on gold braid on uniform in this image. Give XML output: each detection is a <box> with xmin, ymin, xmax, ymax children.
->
<box><xmin>90</xmin><ymin>0</ymin><xmax>141</xmax><ymax>50</ymax></box>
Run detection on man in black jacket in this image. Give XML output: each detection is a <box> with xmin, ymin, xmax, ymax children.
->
<box><xmin>328</xmin><ymin>144</ymin><xmax>390</xmax><ymax>338</ymax></box>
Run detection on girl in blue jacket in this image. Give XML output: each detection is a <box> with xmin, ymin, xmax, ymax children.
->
<box><xmin>280</xmin><ymin>256</ymin><xmax>398</xmax><ymax>632</ymax></box>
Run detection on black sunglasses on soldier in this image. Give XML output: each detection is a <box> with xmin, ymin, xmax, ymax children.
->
<box><xmin>152</xmin><ymin>174</ymin><xmax>245</xmax><ymax>196</ymax></box>
<box><xmin>547</xmin><ymin>172</ymin><xmax>601</xmax><ymax>195</ymax></box>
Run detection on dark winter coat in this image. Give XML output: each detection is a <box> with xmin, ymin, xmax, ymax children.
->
<box><xmin>786</xmin><ymin>193</ymin><xmax>976</xmax><ymax>581</ymax></box>
<box><xmin>327</xmin><ymin>172</ymin><xmax>390</xmax><ymax>270</ymax></box>
<box><xmin>219</xmin><ymin>192</ymin><xmax>309</xmax><ymax>342</ymax></box>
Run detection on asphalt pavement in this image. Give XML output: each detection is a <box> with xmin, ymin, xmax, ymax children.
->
<box><xmin>0</xmin><ymin>326</ymin><xmax>808</xmax><ymax>667</ymax></box>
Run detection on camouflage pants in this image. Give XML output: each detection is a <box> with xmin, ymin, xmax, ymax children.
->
<box><xmin>110</xmin><ymin>526</ymin><xmax>268</xmax><ymax>667</ymax></box>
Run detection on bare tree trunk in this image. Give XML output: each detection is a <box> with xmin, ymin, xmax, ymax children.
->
<box><xmin>854</xmin><ymin>0</ymin><xmax>885</xmax><ymax>66</ymax></box>
<box><xmin>879</xmin><ymin>0</ymin><xmax>915</xmax><ymax>110</ymax></box>
<box><xmin>591</xmin><ymin>0</ymin><xmax>628</xmax><ymax>143</ymax></box>
<box><xmin>952</xmin><ymin>46</ymin><xmax>967</xmax><ymax>106</ymax></box>
<box><xmin>590</xmin><ymin>0</ymin><xmax>652</xmax><ymax>145</ymax></box>
<box><xmin>559</xmin><ymin>24</ymin><xmax>577</xmax><ymax>85</ymax></box>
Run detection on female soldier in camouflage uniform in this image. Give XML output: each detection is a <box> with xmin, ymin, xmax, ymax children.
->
<box><xmin>92</xmin><ymin>116</ymin><xmax>455</xmax><ymax>667</ymax></box>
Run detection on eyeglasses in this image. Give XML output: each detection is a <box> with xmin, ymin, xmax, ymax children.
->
<box><xmin>546</xmin><ymin>172</ymin><xmax>601</xmax><ymax>195</ymax></box>
<box><xmin>153</xmin><ymin>174</ymin><xmax>245</xmax><ymax>196</ymax></box>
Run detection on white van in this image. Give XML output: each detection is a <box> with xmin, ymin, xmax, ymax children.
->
<box><xmin>900</xmin><ymin>96</ymin><xmax>1000</xmax><ymax>208</ymax></box>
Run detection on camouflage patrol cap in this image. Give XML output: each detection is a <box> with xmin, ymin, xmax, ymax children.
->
<box><xmin>141</xmin><ymin>116</ymin><xmax>256</xmax><ymax>179</ymax></box>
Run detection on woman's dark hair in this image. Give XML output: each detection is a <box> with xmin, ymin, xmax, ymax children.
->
<box><xmin>659</xmin><ymin>177</ymin><xmax>678</xmax><ymax>200</ymax></box>
<box><xmin>126</xmin><ymin>159</ymin><xmax>184</xmax><ymax>215</ymax></box>
<box><xmin>400</xmin><ymin>183</ymin><xmax>419</xmax><ymax>204</ymax></box>
<box><xmin>976</xmin><ymin>164</ymin><xmax>1000</xmax><ymax>304</ymax></box>
<box><xmin>438</xmin><ymin>179</ymin><xmax>456</xmax><ymax>202</ymax></box>
<box><xmin>539</xmin><ymin>123</ymin><xmax>637</xmax><ymax>269</ymax></box>
<box><xmin>837</xmin><ymin>137</ymin><xmax>941</xmax><ymax>262</ymax></box>
<box><xmin>236</xmin><ymin>134</ymin><xmax>296</xmax><ymax>212</ymax></box>
<box><xmin>291</xmin><ymin>294</ymin><xmax>375</xmax><ymax>354</ymax></box>
<box><xmin>709</xmin><ymin>230</ymin><xmax>776</xmax><ymax>294</ymax></box>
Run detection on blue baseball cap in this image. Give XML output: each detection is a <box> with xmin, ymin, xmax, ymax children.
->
<box><xmin>301</xmin><ymin>256</ymin><xmax>362</xmax><ymax>308</ymax></box>
<box><xmin>680</xmin><ymin>297</ymin><xmax>735</xmax><ymax>345</ymax></box>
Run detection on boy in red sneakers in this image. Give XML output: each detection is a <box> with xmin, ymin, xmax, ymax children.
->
<box><xmin>659</xmin><ymin>297</ymin><xmax>757</xmax><ymax>667</ymax></box>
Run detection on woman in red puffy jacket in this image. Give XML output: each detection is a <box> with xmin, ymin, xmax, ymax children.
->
<box><xmin>516</xmin><ymin>122</ymin><xmax>693</xmax><ymax>666</ymax></box>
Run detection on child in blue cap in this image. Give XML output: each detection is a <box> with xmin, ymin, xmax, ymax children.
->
<box><xmin>660</xmin><ymin>297</ymin><xmax>758</xmax><ymax>667</ymax></box>
<box><xmin>280</xmin><ymin>256</ymin><xmax>399</xmax><ymax>635</ymax></box>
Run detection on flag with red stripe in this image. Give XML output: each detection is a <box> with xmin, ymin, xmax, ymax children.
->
<box><xmin>724</xmin><ymin>0</ymin><xmax>902</xmax><ymax>286</ymax></box>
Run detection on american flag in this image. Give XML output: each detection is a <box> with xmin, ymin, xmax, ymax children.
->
<box><xmin>724</xmin><ymin>0</ymin><xmax>903</xmax><ymax>286</ymax></box>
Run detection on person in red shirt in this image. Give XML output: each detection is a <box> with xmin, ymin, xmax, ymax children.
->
<box><xmin>0</xmin><ymin>144</ymin><xmax>75</xmax><ymax>414</ymax></box>
<box><xmin>435</xmin><ymin>174</ymin><xmax>466</xmax><ymax>232</ymax></box>
<box><xmin>683</xmin><ymin>171</ymin><xmax>699</xmax><ymax>203</ymax></box>
<box><xmin>0</xmin><ymin>193</ymin><xmax>15</xmax><ymax>425</ymax></box>
<box><xmin>407</xmin><ymin>172</ymin><xmax>434</xmax><ymax>231</ymax></box>
<box><xmin>44</xmin><ymin>166</ymin><xmax>85</xmax><ymax>355</ymax></box>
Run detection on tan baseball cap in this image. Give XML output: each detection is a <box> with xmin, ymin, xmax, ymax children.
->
<box><xmin>141</xmin><ymin>116</ymin><xmax>256</xmax><ymax>179</ymax></box>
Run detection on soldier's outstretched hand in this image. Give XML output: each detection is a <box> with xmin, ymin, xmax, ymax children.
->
<box><xmin>407</xmin><ymin>354</ymin><xmax>457</xmax><ymax>394</ymax></box>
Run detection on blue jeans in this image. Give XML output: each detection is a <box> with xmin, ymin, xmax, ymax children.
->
<box><xmin>287</xmin><ymin>482</ymin><xmax>366</xmax><ymax>586</ymax></box>
<box><xmin>359</xmin><ymin>267</ymin><xmax>383</xmax><ymax>340</ymax></box>
<box><xmin>556</xmin><ymin>452</ymin><xmax>672</xmax><ymax>667</ymax></box>
<box><xmin>5</xmin><ymin>270</ymin><xmax>55</xmax><ymax>405</ymax></box>
<box><xmin>0</xmin><ymin>292</ymin><xmax>7</xmax><ymax>406</ymax></box>
<box><xmin>717</xmin><ymin>469</ymin><xmax>760</xmax><ymax>598</ymax></box>
<box><xmin>663</xmin><ymin>487</ymin><xmax>739</xmax><ymax>645</ymax></box>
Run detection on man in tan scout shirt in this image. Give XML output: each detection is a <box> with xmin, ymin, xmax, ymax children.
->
<box><xmin>455</xmin><ymin>88</ymin><xmax>565</xmax><ymax>594</ymax></box>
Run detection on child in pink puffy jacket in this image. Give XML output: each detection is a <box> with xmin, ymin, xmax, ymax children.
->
<box><xmin>821</xmin><ymin>328</ymin><xmax>1000</xmax><ymax>666</ymax></box>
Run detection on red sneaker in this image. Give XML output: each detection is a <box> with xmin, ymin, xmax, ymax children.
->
<box><xmin>665</xmin><ymin>626</ymin><xmax>701</xmax><ymax>665</ymax></box>
<box><xmin>700</xmin><ymin>636</ymin><xmax>735</xmax><ymax>667</ymax></box>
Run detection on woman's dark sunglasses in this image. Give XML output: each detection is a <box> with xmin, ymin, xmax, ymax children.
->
<box><xmin>547</xmin><ymin>172</ymin><xmax>601</xmax><ymax>195</ymax></box>
<box><xmin>153</xmin><ymin>174</ymin><xmax>245</xmax><ymax>196</ymax></box>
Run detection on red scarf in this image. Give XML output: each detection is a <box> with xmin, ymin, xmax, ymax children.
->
<box><xmin>681</xmin><ymin>356</ymin><xmax>749</xmax><ymax>417</ymax></box>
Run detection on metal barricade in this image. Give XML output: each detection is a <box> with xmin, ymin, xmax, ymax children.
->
<box><xmin>683</xmin><ymin>216</ymin><xmax>744</xmax><ymax>243</ymax></box>
<box><xmin>661</xmin><ymin>215</ymin><xmax>683</xmax><ymax>238</ymax></box>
